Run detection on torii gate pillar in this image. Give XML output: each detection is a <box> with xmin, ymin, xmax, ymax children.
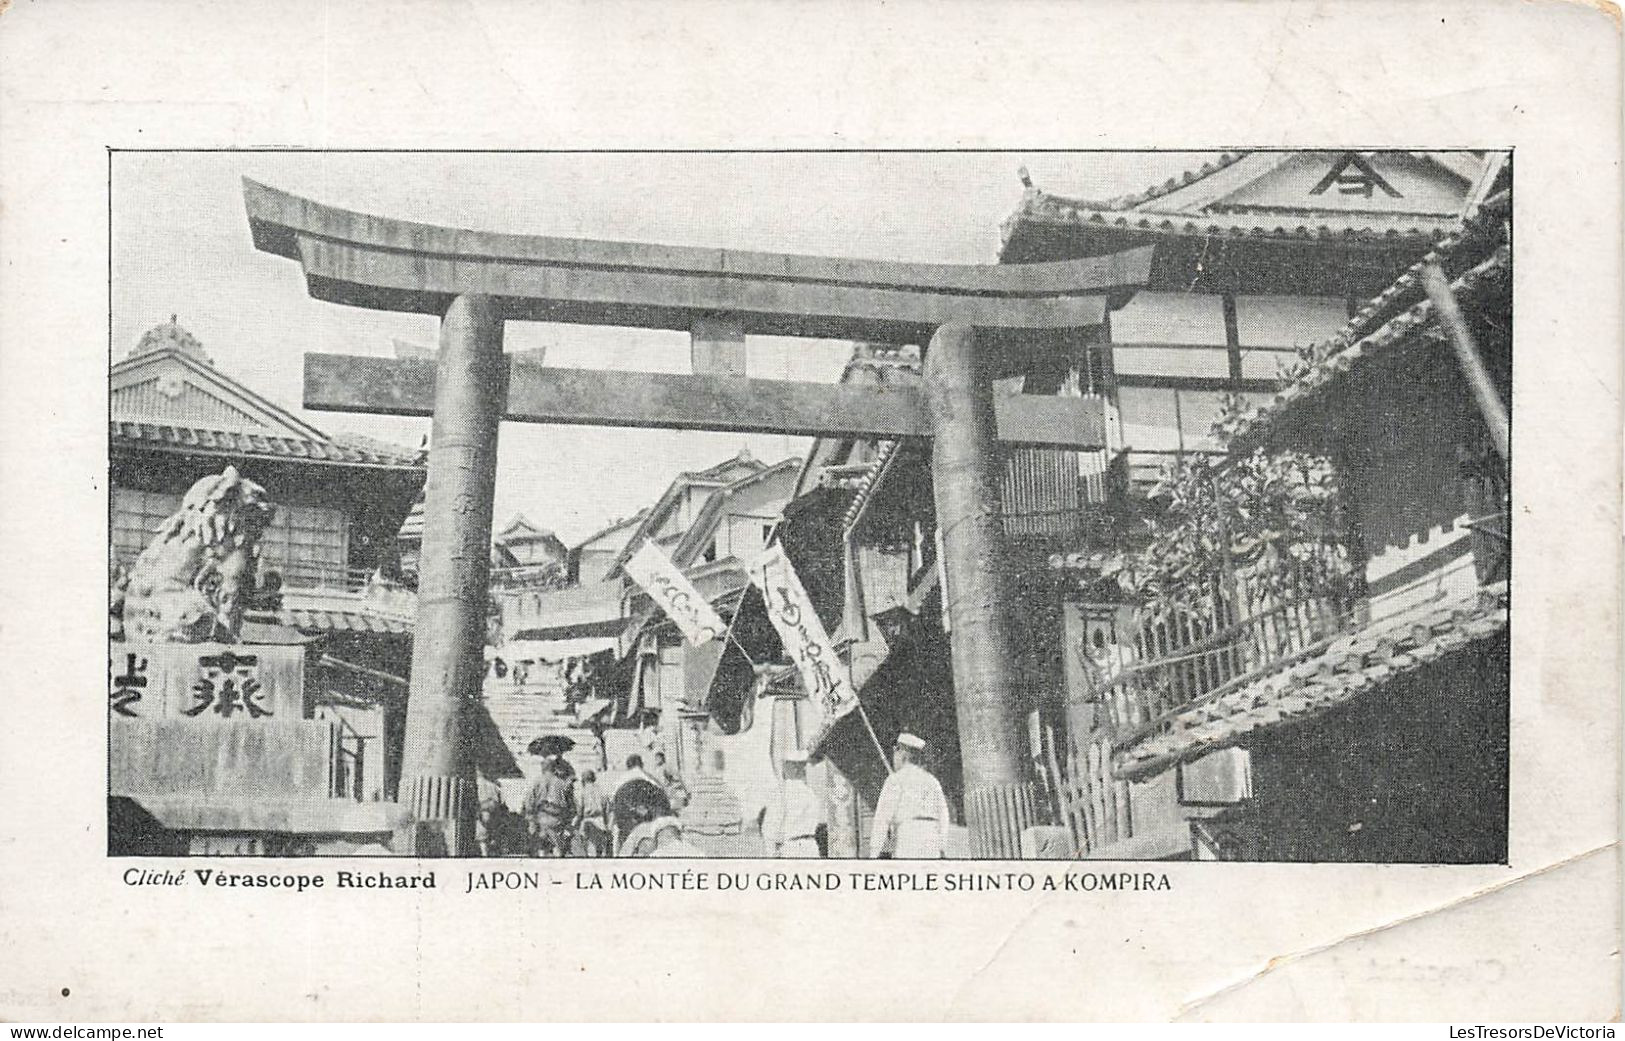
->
<box><xmin>922</xmin><ymin>323</ymin><xmax>1039</xmax><ymax>858</ymax></box>
<box><xmin>400</xmin><ymin>293</ymin><xmax>506</xmax><ymax>857</ymax></box>
<box><xmin>244</xmin><ymin>179</ymin><xmax>1152</xmax><ymax>858</ymax></box>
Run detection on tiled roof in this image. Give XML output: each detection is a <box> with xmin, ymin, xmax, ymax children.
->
<box><xmin>840</xmin><ymin>439</ymin><xmax>904</xmax><ymax>529</ymax></box>
<box><xmin>1063</xmin><ymin>151</ymin><xmax>1251</xmax><ymax>211</ymax></box>
<box><xmin>111</xmin><ymin>420</ymin><xmax>425</xmax><ymax>469</ymax></box>
<box><xmin>684</xmin><ymin>451</ymin><xmax>767</xmax><ymax>482</ymax></box>
<box><xmin>512</xmin><ymin>617</ymin><xmax>630</xmax><ymax>643</ymax></box>
<box><xmin>329</xmin><ymin>430</ymin><xmax>425</xmax><ymax>464</ymax></box>
<box><xmin>283</xmin><ymin>607</ymin><xmax>412</xmax><ymax>635</ymax></box>
<box><xmin>1308</xmin><ymin>189</ymin><xmax>1509</xmax><ymax>354</ymax></box>
<box><xmin>498</xmin><ymin>514</ymin><xmax>561</xmax><ymax>542</ymax></box>
<box><xmin>1020</xmin><ymin>151</ymin><xmax>1488</xmax><ymax>217</ymax></box>
<box><xmin>571</xmin><ymin>508</ymin><xmax>648</xmax><ymax>552</ymax></box>
<box><xmin>1003</xmin><ymin>191</ymin><xmax>1459</xmax><ymax>247</ymax></box>
<box><xmin>1115</xmin><ymin>581</ymin><xmax>1509</xmax><ymax>781</ymax></box>
<box><xmin>837</xmin><ymin>342</ymin><xmax>922</xmax><ymax>382</ymax></box>
<box><xmin>816</xmin><ymin>461</ymin><xmax>883</xmax><ymax>492</ymax></box>
<box><xmin>1227</xmin><ymin>232</ymin><xmax>1510</xmax><ymax>448</ymax></box>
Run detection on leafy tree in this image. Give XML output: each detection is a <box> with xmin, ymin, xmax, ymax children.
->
<box><xmin>1106</xmin><ymin>396</ymin><xmax>1358</xmax><ymax>623</ymax></box>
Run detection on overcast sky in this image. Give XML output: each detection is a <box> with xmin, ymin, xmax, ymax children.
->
<box><xmin>112</xmin><ymin>151</ymin><xmax>1216</xmax><ymax>543</ymax></box>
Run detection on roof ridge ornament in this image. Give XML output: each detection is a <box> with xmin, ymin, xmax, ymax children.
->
<box><xmin>132</xmin><ymin>314</ymin><xmax>212</xmax><ymax>364</ymax></box>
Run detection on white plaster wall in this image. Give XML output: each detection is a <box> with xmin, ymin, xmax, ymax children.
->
<box><xmin>1112</xmin><ymin>291</ymin><xmax>1227</xmax><ymax>344</ymax></box>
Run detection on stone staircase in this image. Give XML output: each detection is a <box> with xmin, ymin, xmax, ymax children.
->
<box><xmin>480</xmin><ymin>662</ymin><xmax>607</xmax><ymax>782</ymax></box>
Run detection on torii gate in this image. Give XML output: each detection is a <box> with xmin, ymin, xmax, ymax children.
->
<box><xmin>243</xmin><ymin>179</ymin><xmax>1151</xmax><ymax>858</ymax></box>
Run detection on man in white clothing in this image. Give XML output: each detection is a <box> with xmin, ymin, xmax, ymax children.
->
<box><xmin>762</xmin><ymin>748</ymin><xmax>825</xmax><ymax>857</ymax></box>
<box><xmin>869</xmin><ymin>733</ymin><xmax>950</xmax><ymax>858</ymax></box>
<box><xmin>648</xmin><ymin>817</ymin><xmax>707</xmax><ymax>858</ymax></box>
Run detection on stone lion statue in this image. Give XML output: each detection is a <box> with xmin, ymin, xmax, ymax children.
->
<box><xmin>118</xmin><ymin>466</ymin><xmax>277</xmax><ymax>643</ymax></box>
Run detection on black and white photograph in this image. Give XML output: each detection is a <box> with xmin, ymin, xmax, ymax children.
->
<box><xmin>107</xmin><ymin>150</ymin><xmax>1512</xmax><ymax>863</ymax></box>
<box><xmin>3</xmin><ymin>0</ymin><xmax>1617</xmax><ymax>1025</ymax></box>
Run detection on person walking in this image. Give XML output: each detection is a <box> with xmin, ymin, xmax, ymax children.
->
<box><xmin>475</xmin><ymin>776</ymin><xmax>512</xmax><ymax>856</ymax></box>
<box><xmin>574</xmin><ymin>769</ymin><xmax>612</xmax><ymax>857</ymax></box>
<box><xmin>761</xmin><ymin>748</ymin><xmax>824</xmax><ymax>857</ymax></box>
<box><xmin>868</xmin><ymin>733</ymin><xmax>950</xmax><ymax>859</ymax></box>
<box><xmin>652</xmin><ymin>751</ymin><xmax>690</xmax><ymax>814</ymax></box>
<box><xmin>522</xmin><ymin>757</ymin><xmax>577</xmax><ymax>857</ymax></box>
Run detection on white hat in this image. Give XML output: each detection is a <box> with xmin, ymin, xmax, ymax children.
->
<box><xmin>782</xmin><ymin>748</ymin><xmax>809</xmax><ymax>763</ymax></box>
<box><xmin>896</xmin><ymin>733</ymin><xmax>926</xmax><ymax>751</ymax></box>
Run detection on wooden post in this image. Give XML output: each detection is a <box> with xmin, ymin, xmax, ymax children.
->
<box><xmin>1421</xmin><ymin>263</ymin><xmax>1509</xmax><ymax>466</ymax></box>
<box><xmin>399</xmin><ymin>293</ymin><xmax>506</xmax><ymax>856</ymax></box>
<box><xmin>921</xmin><ymin>323</ymin><xmax>1039</xmax><ymax>858</ymax></box>
<box><xmin>691</xmin><ymin>316</ymin><xmax>748</xmax><ymax>377</ymax></box>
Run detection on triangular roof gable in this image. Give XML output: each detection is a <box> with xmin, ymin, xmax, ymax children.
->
<box><xmin>669</xmin><ymin>459</ymin><xmax>801</xmax><ymax>569</ymax></box>
<box><xmin>573</xmin><ymin>510</ymin><xmax>648</xmax><ymax>554</ymax></box>
<box><xmin>607</xmin><ymin>454</ymin><xmax>769</xmax><ymax>571</ymax></box>
<box><xmin>1158</xmin><ymin>151</ymin><xmax>1475</xmax><ymax>218</ymax></box>
<box><xmin>498</xmin><ymin>514</ymin><xmax>559</xmax><ymax>542</ymax></box>
<box><xmin>111</xmin><ymin>347</ymin><xmax>330</xmax><ymax>441</ymax></box>
<box><xmin>686</xmin><ymin>454</ymin><xmax>766</xmax><ymax>483</ymax></box>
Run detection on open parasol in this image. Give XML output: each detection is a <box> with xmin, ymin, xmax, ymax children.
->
<box><xmin>527</xmin><ymin>734</ymin><xmax>576</xmax><ymax>758</ymax></box>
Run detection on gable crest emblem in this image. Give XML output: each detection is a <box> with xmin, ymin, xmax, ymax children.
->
<box><xmin>1309</xmin><ymin>152</ymin><xmax>1403</xmax><ymax>199</ymax></box>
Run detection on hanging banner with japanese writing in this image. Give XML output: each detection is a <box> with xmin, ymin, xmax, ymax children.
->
<box><xmin>109</xmin><ymin>642</ymin><xmax>305</xmax><ymax>721</ymax></box>
<box><xmin>623</xmin><ymin>542</ymin><xmax>728</xmax><ymax>646</ymax></box>
<box><xmin>748</xmin><ymin>545</ymin><xmax>859</xmax><ymax>740</ymax></box>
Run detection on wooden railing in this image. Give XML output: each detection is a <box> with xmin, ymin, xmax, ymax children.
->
<box><xmin>1087</xmin><ymin>560</ymin><xmax>1360</xmax><ymax>754</ymax></box>
<box><xmin>1115</xmin><ymin>447</ymin><xmax>1229</xmax><ymax>496</ymax></box>
<box><xmin>1057</xmin><ymin>732</ymin><xmax>1132</xmax><ymax>855</ymax></box>
<box><xmin>489</xmin><ymin>563</ymin><xmax>571</xmax><ymax>590</ymax></box>
<box><xmin>274</xmin><ymin>562</ymin><xmax>410</xmax><ymax>594</ymax></box>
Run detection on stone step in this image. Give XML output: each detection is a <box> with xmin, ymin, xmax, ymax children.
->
<box><xmin>487</xmin><ymin>715</ymin><xmax>594</xmax><ymax>736</ymax></box>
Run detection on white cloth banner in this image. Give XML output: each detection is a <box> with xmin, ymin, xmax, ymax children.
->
<box><xmin>749</xmin><ymin>545</ymin><xmax>859</xmax><ymax>737</ymax></box>
<box><xmin>623</xmin><ymin>542</ymin><xmax>727</xmax><ymax>646</ymax></box>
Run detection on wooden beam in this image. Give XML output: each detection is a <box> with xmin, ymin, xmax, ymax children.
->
<box><xmin>247</xmin><ymin>178</ymin><xmax>1150</xmax><ymax>296</ymax></box>
<box><xmin>1221</xmin><ymin>294</ymin><xmax>1243</xmax><ymax>381</ymax></box>
<box><xmin>245</xmin><ymin>179</ymin><xmax>1152</xmax><ymax>337</ymax></box>
<box><xmin>304</xmin><ymin>353</ymin><xmax>1109</xmax><ymax>449</ymax></box>
<box><xmin>295</xmin><ymin>237</ymin><xmax>1120</xmax><ymax>338</ymax></box>
<box><xmin>1114</xmin><ymin>374</ymin><xmax>1278</xmax><ymax>394</ymax></box>
<box><xmin>689</xmin><ymin>316</ymin><xmax>747</xmax><ymax>377</ymax></box>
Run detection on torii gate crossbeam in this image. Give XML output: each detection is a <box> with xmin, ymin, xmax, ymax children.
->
<box><xmin>304</xmin><ymin>354</ymin><xmax>1110</xmax><ymax>448</ymax></box>
<box><xmin>244</xmin><ymin>179</ymin><xmax>1151</xmax><ymax>858</ymax></box>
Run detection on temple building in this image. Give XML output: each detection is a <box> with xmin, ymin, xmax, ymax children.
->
<box><xmin>495</xmin><ymin>514</ymin><xmax>568</xmax><ymax>571</ymax></box>
<box><xmin>111</xmin><ymin>319</ymin><xmax>426</xmax><ymax>597</ymax></box>
<box><xmin>780</xmin><ymin>151</ymin><xmax>1510</xmax><ymax>858</ymax></box>
<box><xmin>1089</xmin><ymin>167</ymin><xmax>1512</xmax><ymax>862</ymax></box>
<box><xmin>570</xmin><ymin>511</ymin><xmax>648</xmax><ymax>586</ymax></box>
<box><xmin>109</xmin><ymin>318</ymin><xmax>427</xmax><ymax>852</ymax></box>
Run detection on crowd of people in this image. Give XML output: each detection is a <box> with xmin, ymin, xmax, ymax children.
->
<box><xmin>474</xmin><ymin>732</ymin><xmax>951</xmax><ymax>859</ymax></box>
<box><xmin>474</xmin><ymin>750</ymin><xmax>695</xmax><ymax>857</ymax></box>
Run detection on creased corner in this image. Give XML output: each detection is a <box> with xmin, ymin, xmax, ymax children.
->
<box><xmin>1178</xmin><ymin>843</ymin><xmax>1620</xmax><ymax>1019</ymax></box>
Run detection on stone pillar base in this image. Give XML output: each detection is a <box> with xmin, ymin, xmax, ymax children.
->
<box><xmin>965</xmin><ymin>782</ymin><xmax>1041</xmax><ymax>859</ymax></box>
<box><xmin>401</xmin><ymin>774</ymin><xmax>475</xmax><ymax>857</ymax></box>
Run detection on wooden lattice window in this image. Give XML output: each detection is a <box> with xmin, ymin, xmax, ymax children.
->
<box><xmin>259</xmin><ymin>503</ymin><xmax>348</xmax><ymax>587</ymax></box>
<box><xmin>110</xmin><ymin>486</ymin><xmax>183</xmax><ymax>565</ymax></box>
